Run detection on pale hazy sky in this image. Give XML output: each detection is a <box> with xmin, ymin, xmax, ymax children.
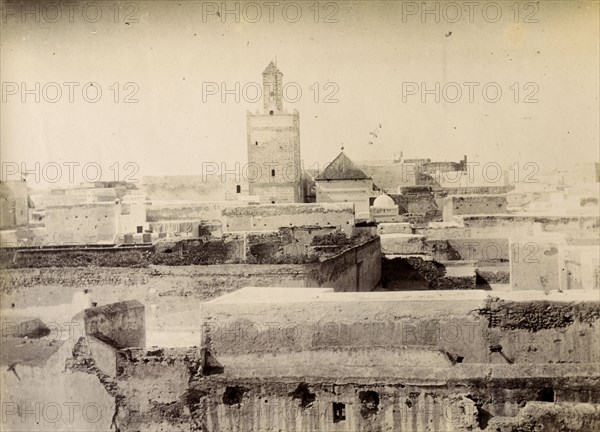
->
<box><xmin>1</xmin><ymin>0</ymin><xmax>599</xmax><ymax>185</ymax></box>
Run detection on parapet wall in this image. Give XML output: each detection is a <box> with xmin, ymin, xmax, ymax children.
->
<box><xmin>201</xmin><ymin>288</ymin><xmax>600</xmax><ymax>366</ymax></box>
<box><xmin>0</xmin><ymin>245</ymin><xmax>154</xmax><ymax>268</ymax></box>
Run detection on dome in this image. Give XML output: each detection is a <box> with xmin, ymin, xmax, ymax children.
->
<box><xmin>372</xmin><ymin>194</ymin><xmax>396</xmax><ymax>207</ymax></box>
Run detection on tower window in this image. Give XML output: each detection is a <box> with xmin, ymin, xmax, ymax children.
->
<box><xmin>269</xmin><ymin>110</ymin><xmax>274</xmax><ymax>115</ymax></box>
<box><xmin>255</xmin><ymin>141</ymin><xmax>258</xmax><ymax>145</ymax></box>
<box><xmin>236</xmin><ymin>185</ymin><xmax>241</xmax><ymax>194</ymax></box>
<box><xmin>271</xmin><ymin>169</ymin><xmax>275</xmax><ymax>177</ymax></box>
<box><xmin>333</xmin><ymin>403</ymin><xmax>346</xmax><ymax>423</ymax></box>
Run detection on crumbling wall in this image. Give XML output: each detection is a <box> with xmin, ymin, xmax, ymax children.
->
<box><xmin>84</xmin><ymin>300</ymin><xmax>146</xmax><ymax>349</ymax></box>
<box><xmin>1</xmin><ymin>245</ymin><xmax>154</xmax><ymax>268</ymax></box>
<box><xmin>113</xmin><ymin>347</ymin><xmax>200</xmax><ymax>431</ymax></box>
<box><xmin>477</xmin><ymin>297</ymin><xmax>600</xmax><ymax>365</ymax></box>
<box><xmin>1</xmin><ymin>336</ymin><xmax>115</xmax><ymax>432</ymax></box>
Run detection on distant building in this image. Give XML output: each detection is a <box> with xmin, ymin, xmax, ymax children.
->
<box><xmin>315</xmin><ymin>150</ymin><xmax>374</xmax><ymax>218</ymax></box>
<box><xmin>0</xmin><ymin>180</ymin><xmax>29</xmax><ymax>229</ymax></box>
<box><xmin>247</xmin><ymin>61</ymin><xmax>303</xmax><ymax>204</ymax></box>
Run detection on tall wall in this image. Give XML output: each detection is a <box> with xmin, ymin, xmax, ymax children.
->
<box><xmin>247</xmin><ymin>112</ymin><xmax>302</xmax><ymax>203</ymax></box>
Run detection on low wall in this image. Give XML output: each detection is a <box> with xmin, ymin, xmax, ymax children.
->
<box><xmin>201</xmin><ymin>288</ymin><xmax>600</xmax><ymax>373</ymax></box>
<box><xmin>0</xmin><ymin>245</ymin><xmax>154</xmax><ymax>268</ymax></box>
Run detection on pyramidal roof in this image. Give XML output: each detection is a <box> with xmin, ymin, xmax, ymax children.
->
<box><xmin>315</xmin><ymin>151</ymin><xmax>371</xmax><ymax>181</ymax></box>
<box><xmin>263</xmin><ymin>61</ymin><xmax>280</xmax><ymax>75</ymax></box>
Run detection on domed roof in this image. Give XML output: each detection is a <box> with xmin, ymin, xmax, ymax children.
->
<box><xmin>373</xmin><ymin>193</ymin><xmax>395</xmax><ymax>207</ymax></box>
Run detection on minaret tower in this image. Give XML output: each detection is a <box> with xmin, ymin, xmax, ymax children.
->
<box><xmin>262</xmin><ymin>60</ymin><xmax>283</xmax><ymax>115</ymax></box>
<box><xmin>246</xmin><ymin>61</ymin><xmax>303</xmax><ymax>203</ymax></box>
